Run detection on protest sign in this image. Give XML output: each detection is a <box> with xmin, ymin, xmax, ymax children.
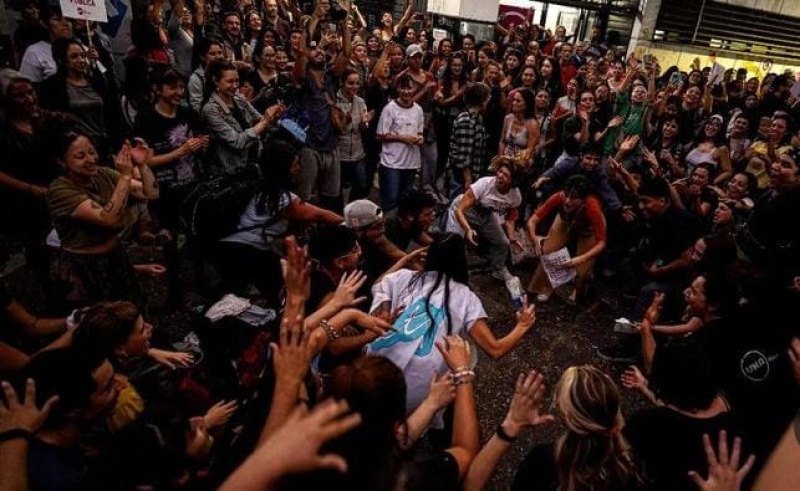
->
<box><xmin>60</xmin><ymin>0</ymin><xmax>108</xmax><ymax>23</ymax></box>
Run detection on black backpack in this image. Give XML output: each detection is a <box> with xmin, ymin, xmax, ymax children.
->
<box><xmin>182</xmin><ymin>171</ymin><xmax>260</xmax><ymax>246</ymax></box>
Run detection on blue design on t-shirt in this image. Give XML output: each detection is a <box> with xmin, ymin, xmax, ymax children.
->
<box><xmin>370</xmin><ymin>298</ymin><xmax>445</xmax><ymax>357</ymax></box>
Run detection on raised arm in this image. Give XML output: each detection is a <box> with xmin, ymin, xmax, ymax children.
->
<box><xmin>464</xmin><ymin>370</ymin><xmax>554</xmax><ymax>491</ymax></box>
<box><xmin>394</xmin><ymin>0</ymin><xmax>414</xmax><ymax>35</ymax></box>
<box><xmin>435</xmin><ymin>336</ymin><xmax>480</xmax><ymax>479</ymax></box>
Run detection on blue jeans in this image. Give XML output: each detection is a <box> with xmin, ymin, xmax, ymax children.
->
<box><xmin>341</xmin><ymin>158</ymin><xmax>368</xmax><ymax>201</ymax></box>
<box><xmin>379</xmin><ymin>166</ymin><xmax>417</xmax><ymax>212</ymax></box>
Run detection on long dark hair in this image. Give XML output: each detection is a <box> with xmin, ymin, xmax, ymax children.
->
<box><xmin>51</xmin><ymin>37</ymin><xmax>83</xmax><ymax>76</ymax></box>
<box><xmin>408</xmin><ymin>233</ymin><xmax>469</xmax><ymax>337</ymax></box>
<box><xmin>254</xmin><ymin>137</ymin><xmax>299</xmax><ymax>216</ymax></box>
<box><xmin>441</xmin><ymin>52</ymin><xmax>468</xmax><ymax>98</ymax></box>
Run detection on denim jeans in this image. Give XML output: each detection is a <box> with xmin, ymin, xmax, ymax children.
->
<box><xmin>379</xmin><ymin>166</ymin><xmax>417</xmax><ymax>212</ymax></box>
<box><xmin>341</xmin><ymin>158</ymin><xmax>368</xmax><ymax>201</ymax></box>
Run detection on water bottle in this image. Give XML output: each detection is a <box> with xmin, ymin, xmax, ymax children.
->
<box><xmin>505</xmin><ymin>276</ymin><xmax>525</xmax><ymax>310</ymax></box>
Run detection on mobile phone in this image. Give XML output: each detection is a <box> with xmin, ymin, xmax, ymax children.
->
<box><xmin>668</xmin><ymin>72</ymin><xmax>682</xmax><ymax>86</ymax></box>
<box><xmin>759</xmin><ymin>117</ymin><xmax>771</xmax><ymax>130</ymax></box>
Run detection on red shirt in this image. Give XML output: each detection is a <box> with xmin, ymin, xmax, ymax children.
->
<box><xmin>534</xmin><ymin>192</ymin><xmax>607</xmax><ymax>242</ymax></box>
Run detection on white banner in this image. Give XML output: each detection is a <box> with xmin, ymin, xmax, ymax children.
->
<box><xmin>60</xmin><ymin>0</ymin><xmax>109</xmax><ymax>23</ymax></box>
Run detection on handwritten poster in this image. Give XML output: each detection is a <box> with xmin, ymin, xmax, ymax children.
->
<box><xmin>540</xmin><ymin>248</ymin><xmax>576</xmax><ymax>289</ymax></box>
<box><xmin>60</xmin><ymin>0</ymin><xmax>108</xmax><ymax>23</ymax></box>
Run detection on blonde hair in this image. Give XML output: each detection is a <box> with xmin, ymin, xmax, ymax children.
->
<box><xmin>554</xmin><ymin>366</ymin><xmax>644</xmax><ymax>491</ymax></box>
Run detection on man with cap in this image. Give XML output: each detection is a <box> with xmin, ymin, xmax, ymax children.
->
<box><xmin>344</xmin><ymin>199</ymin><xmax>406</xmax><ymax>279</ymax></box>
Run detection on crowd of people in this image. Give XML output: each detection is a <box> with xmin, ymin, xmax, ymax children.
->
<box><xmin>1</xmin><ymin>0</ymin><xmax>800</xmax><ymax>489</ymax></box>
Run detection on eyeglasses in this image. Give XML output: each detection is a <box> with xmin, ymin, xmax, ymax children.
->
<box><xmin>336</xmin><ymin>242</ymin><xmax>362</xmax><ymax>259</ymax></box>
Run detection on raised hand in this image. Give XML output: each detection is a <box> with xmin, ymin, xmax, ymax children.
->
<box><xmin>281</xmin><ymin>236</ymin><xmax>312</xmax><ymax>305</ymax></box>
<box><xmin>502</xmin><ymin>370</ymin><xmax>555</xmax><ymax>436</ymax></box>
<box><xmin>644</xmin><ymin>292</ymin><xmax>665</xmax><ymax>325</ymax></box>
<box><xmin>115</xmin><ymin>141</ymin><xmax>134</xmax><ymax>177</ymax></box>
<box><xmin>688</xmin><ymin>431</ymin><xmax>754</xmax><ymax>491</ymax></box>
<box><xmin>0</xmin><ymin>379</ymin><xmax>58</xmax><ymax>434</ymax></box>
<box><xmin>331</xmin><ymin>270</ymin><xmax>368</xmax><ymax>309</ymax></box>
<box><xmin>271</xmin><ymin>312</ymin><xmax>314</xmax><ymax>384</ymax></box>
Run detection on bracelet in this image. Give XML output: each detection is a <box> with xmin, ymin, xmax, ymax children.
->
<box><xmin>495</xmin><ymin>424</ymin><xmax>518</xmax><ymax>443</ymax></box>
<box><xmin>452</xmin><ymin>369</ymin><xmax>475</xmax><ymax>386</ymax></box>
<box><xmin>319</xmin><ymin>319</ymin><xmax>340</xmax><ymax>342</ymax></box>
<box><xmin>0</xmin><ymin>428</ymin><xmax>34</xmax><ymax>443</ymax></box>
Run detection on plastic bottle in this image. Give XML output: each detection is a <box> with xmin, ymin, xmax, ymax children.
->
<box><xmin>505</xmin><ymin>276</ymin><xmax>524</xmax><ymax>310</ymax></box>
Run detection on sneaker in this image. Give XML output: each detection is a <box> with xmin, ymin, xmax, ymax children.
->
<box><xmin>597</xmin><ymin>343</ymin><xmax>639</xmax><ymax>364</ymax></box>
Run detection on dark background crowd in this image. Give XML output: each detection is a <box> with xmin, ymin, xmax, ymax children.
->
<box><xmin>1</xmin><ymin>0</ymin><xmax>800</xmax><ymax>490</ymax></box>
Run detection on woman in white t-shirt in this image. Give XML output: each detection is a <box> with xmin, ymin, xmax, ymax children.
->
<box><xmin>446</xmin><ymin>157</ymin><xmax>524</xmax><ymax>281</ymax></box>
<box><xmin>367</xmin><ymin>233</ymin><xmax>536</xmax><ymax>420</ymax></box>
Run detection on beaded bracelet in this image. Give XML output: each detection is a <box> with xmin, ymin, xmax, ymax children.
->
<box><xmin>452</xmin><ymin>369</ymin><xmax>475</xmax><ymax>386</ymax></box>
<box><xmin>319</xmin><ymin>319</ymin><xmax>340</xmax><ymax>342</ymax></box>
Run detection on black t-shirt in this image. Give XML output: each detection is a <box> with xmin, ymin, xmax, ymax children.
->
<box><xmin>133</xmin><ymin>106</ymin><xmax>202</xmax><ymax>189</ymax></box>
<box><xmin>741</xmin><ymin>187</ymin><xmax>800</xmax><ymax>279</ymax></box>
<box><xmin>690</xmin><ymin>315</ymin><xmax>799</xmax><ymax>459</ymax></box>
<box><xmin>512</xmin><ymin>443</ymin><xmax>558</xmax><ymax>491</ymax></box>
<box><xmin>624</xmin><ymin>406</ymin><xmax>741</xmax><ymax>491</ymax></box>
<box><xmin>644</xmin><ymin>206</ymin><xmax>701</xmax><ymax>268</ymax></box>
<box><xmin>0</xmin><ymin>120</ymin><xmax>64</xmax><ymax>236</ymax></box>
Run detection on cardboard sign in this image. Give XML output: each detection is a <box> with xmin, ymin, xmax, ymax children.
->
<box><xmin>60</xmin><ymin>0</ymin><xmax>108</xmax><ymax>23</ymax></box>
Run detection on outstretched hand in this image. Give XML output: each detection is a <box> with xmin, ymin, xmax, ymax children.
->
<box><xmin>0</xmin><ymin>379</ymin><xmax>58</xmax><ymax>434</ymax></box>
<box><xmin>502</xmin><ymin>370</ymin><xmax>555</xmax><ymax>437</ymax></box>
<box><xmin>281</xmin><ymin>236</ymin><xmax>312</xmax><ymax>305</ymax></box>
<box><xmin>331</xmin><ymin>270</ymin><xmax>368</xmax><ymax>309</ymax></box>
<box><xmin>221</xmin><ymin>399</ymin><xmax>361</xmax><ymax>489</ymax></box>
<box><xmin>688</xmin><ymin>430</ymin><xmax>754</xmax><ymax>491</ymax></box>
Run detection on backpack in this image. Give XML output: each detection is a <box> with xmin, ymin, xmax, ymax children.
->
<box><xmin>182</xmin><ymin>170</ymin><xmax>260</xmax><ymax>245</ymax></box>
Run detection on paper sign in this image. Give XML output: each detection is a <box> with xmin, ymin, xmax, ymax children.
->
<box><xmin>708</xmin><ymin>62</ymin><xmax>725</xmax><ymax>87</ymax></box>
<box><xmin>60</xmin><ymin>0</ymin><xmax>108</xmax><ymax>23</ymax></box>
<box><xmin>540</xmin><ymin>248</ymin><xmax>576</xmax><ymax>289</ymax></box>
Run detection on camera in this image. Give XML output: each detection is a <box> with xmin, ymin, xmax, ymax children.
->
<box><xmin>329</xmin><ymin>0</ymin><xmax>347</xmax><ymax>21</ymax></box>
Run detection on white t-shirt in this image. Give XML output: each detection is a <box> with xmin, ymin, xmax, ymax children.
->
<box><xmin>446</xmin><ymin>176</ymin><xmax>522</xmax><ymax>234</ymax></box>
<box><xmin>19</xmin><ymin>41</ymin><xmax>57</xmax><ymax>83</ymax></box>
<box><xmin>376</xmin><ymin>100</ymin><xmax>424</xmax><ymax>170</ymax></box>
<box><xmin>220</xmin><ymin>192</ymin><xmax>295</xmax><ymax>250</ymax></box>
<box><xmin>367</xmin><ymin>269</ymin><xmax>487</xmax><ymax>418</ymax></box>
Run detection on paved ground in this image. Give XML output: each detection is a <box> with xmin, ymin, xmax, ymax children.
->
<box><xmin>2</xmin><ymin>244</ymin><xmax>649</xmax><ymax>489</ymax></box>
<box><xmin>468</xmin><ymin>264</ymin><xmax>649</xmax><ymax>488</ymax></box>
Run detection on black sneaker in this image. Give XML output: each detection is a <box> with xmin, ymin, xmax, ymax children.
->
<box><xmin>597</xmin><ymin>342</ymin><xmax>640</xmax><ymax>364</ymax></box>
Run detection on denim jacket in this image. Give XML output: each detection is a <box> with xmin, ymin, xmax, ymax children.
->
<box><xmin>201</xmin><ymin>92</ymin><xmax>262</xmax><ymax>176</ymax></box>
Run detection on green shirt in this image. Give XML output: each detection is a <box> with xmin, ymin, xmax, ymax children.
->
<box><xmin>603</xmin><ymin>91</ymin><xmax>647</xmax><ymax>155</ymax></box>
<box><xmin>47</xmin><ymin>167</ymin><xmax>137</xmax><ymax>250</ymax></box>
